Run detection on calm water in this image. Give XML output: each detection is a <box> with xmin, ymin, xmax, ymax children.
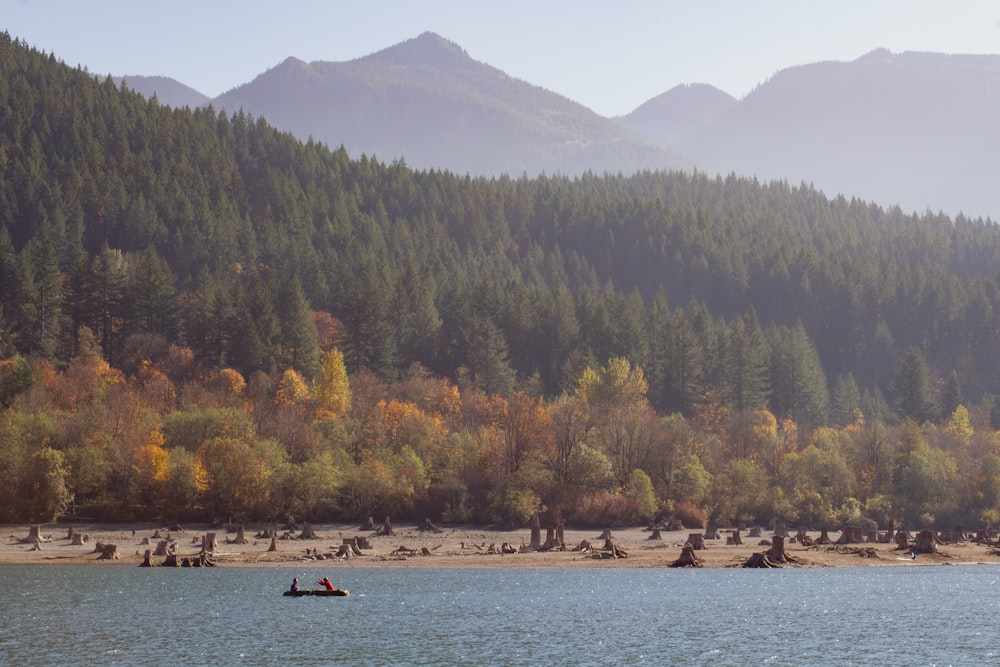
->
<box><xmin>2</xmin><ymin>564</ymin><xmax>998</xmax><ymax>666</ymax></box>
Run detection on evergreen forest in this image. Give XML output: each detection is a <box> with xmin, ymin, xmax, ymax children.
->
<box><xmin>4</xmin><ymin>33</ymin><xmax>1000</xmax><ymax>533</ymax></box>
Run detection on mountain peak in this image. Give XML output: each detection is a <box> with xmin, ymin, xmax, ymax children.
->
<box><xmin>360</xmin><ymin>32</ymin><xmax>472</xmax><ymax>68</ymax></box>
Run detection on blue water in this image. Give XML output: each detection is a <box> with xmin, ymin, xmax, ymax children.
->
<box><xmin>1</xmin><ymin>564</ymin><xmax>998</xmax><ymax>666</ymax></box>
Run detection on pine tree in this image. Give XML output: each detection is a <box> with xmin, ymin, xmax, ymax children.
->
<box><xmin>892</xmin><ymin>347</ymin><xmax>937</xmax><ymax>423</ymax></box>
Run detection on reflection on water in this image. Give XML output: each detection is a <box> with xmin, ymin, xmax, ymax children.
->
<box><xmin>1</xmin><ymin>565</ymin><xmax>999</xmax><ymax>665</ymax></box>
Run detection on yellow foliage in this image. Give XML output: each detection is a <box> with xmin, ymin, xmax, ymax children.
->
<box><xmin>944</xmin><ymin>404</ymin><xmax>973</xmax><ymax>447</ymax></box>
<box><xmin>276</xmin><ymin>369</ymin><xmax>310</xmax><ymax>406</ymax></box>
<box><xmin>313</xmin><ymin>349</ymin><xmax>350</xmax><ymax>418</ymax></box>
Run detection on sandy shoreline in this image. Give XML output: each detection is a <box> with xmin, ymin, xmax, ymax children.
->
<box><xmin>5</xmin><ymin>522</ymin><xmax>1000</xmax><ymax>570</ymax></box>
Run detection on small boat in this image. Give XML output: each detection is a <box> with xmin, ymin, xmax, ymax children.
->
<box><xmin>283</xmin><ymin>589</ymin><xmax>349</xmax><ymax>597</ymax></box>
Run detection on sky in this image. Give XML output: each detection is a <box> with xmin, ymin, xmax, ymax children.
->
<box><xmin>5</xmin><ymin>0</ymin><xmax>1000</xmax><ymax>117</ymax></box>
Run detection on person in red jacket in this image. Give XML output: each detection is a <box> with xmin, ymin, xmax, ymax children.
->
<box><xmin>317</xmin><ymin>576</ymin><xmax>335</xmax><ymax>591</ymax></box>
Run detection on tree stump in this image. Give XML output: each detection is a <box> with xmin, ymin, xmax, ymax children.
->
<box><xmin>140</xmin><ymin>549</ymin><xmax>153</xmax><ymax>567</ymax></box>
<box><xmin>70</xmin><ymin>532</ymin><xmax>89</xmax><ymax>546</ymax></box>
<box><xmin>267</xmin><ymin>535</ymin><xmax>278</xmax><ymax>552</ymax></box>
<box><xmin>670</xmin><ymin>545</ymin><xmax>704</xmax><ymax>568</ymax></box>
<box><xmin>731</xmin><ymin>529</ymin><xmax>743</xmax><ymax>546</ymax></box>
<box><xmin>836</xmin><ymin>526</ymin><xmax>863</xmax><ymax>544</ymax></box>
<box><xmin>759</xmin><ymin>535</ymin><xmax>800</xmax><ymax>564</ymax></box>
<box><xmin>743</xmin><ymin>552</ymin><xmax>781</xmax><ymax>568</ymax></box>
<box><xmin>529</xmin><ymin>514</ymin><xmax>541</xmax><ymax>550</ymax></box>
<box><xmin>202</xmin><ymin>532</ymin><xmax>218</xmax><ymax>553</ymax></box>
<box><xmin>895</xmin><ymin>530</ymin><xmax>911</xmax><ymax>551</ymax></box>
<box><xmin>556</xmin><ymin>520</ymin><xmax>565</xmax><ymax>545</ymax></box>
<box><xmin>912</xmin><ymin>530</ymin><xmax>939</xmax><ymax>554</ymax></box>
<box><xmin>376</xmin><ymin>517</ymin><xmax>395</xmax><ymax>536</ymax></box>
<box><xmin>227</xmin><ymin>524</ymin><xmax>249</xmax><ymax>545</ymax></box>
<box><xmin>361</xmin><ymin>516</ymin><xmax>376</xmax><ymax>531</ymax></box>
<box><xmin>21</xmin><ymin>525</ymin><xmax>51</xmax><ymax>544</ymax></box>
<box><xmin>704</xmin><ymin>527</ymin><xmax>720</xmax><ymax>540</ymax></box>
<box><xmin>162</xmin><ymin>553</ymin><xmax>178</xmax><ymax>566</ymax></box>
<box><xmin>420</xmin><ymin>518</ymin><xmax>444</xmax><ymax>533</ymax></box>
<box><xmin>686</xmin><ymin>533</ymin><xmax>707</xmax><ymax>550</ymax></box>
<box><xmin>96</xmin><ymin>543</ymin><xmax>119</xmax><ymax>560</ymax></box>
<box><xmin>815</xmin><ymin>528</ymin><xmax>831</xmax><ymax>544</ymax></box>
<box><xmin>748</xmin><ymin>526</ymin><xmax>762</xmax><ymax>537</ymax></box>
<box><xmin>649</xmin><ymin>528</ymin><xmax>663</xmax><ymax>541</ymax></box>
<box><xmin>597</xmin><ymin>529</ymin><xmax>613</xmax><ymax>540</ymax></box>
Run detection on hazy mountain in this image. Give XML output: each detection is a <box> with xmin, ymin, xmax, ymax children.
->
<box><xmin>115</xmin><ymin>75</ymin><xmax>210</xmax><ymax>109</ymax></box>
<box><xmin>615</xmin><ymin>83</ymin><xmax>737</xmax><ymax>148</ymax></box>
<box><xmin>661</xmin><ymin>50</ymin><xmax>1000</xmax><ymax>220</ymax></box>
<box><xmin>211</xmin><ymin>32</ymin><xmax>685</xmax><ymax>176</ymax></box>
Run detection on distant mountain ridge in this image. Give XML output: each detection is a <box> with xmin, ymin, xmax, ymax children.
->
<box><xmin>209</xmin><ymin>32</ymin><xmax>684</xmax><ymax>176</ymax></box>
<box><xmin>665</xmin><ymin>49</ymin><xmax>1000</xmax><ymax>219</ymax></box>
<box><xmin>119</xmin><ymin>38</ymin><xmax>1000</xmax><ymax>219</ymax></box>
<box><xmin>115</xmin><ymin>75</ymin><xmax>210</xmax><ymax>109</ymax></box>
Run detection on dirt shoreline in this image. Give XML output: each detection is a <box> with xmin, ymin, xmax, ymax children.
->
<box><xmin>4</xmin><ymin>522</ymin><xmax>999</xmax><ymax>569</ymax></box>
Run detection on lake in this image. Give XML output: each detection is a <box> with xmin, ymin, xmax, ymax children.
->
<box><xmin>1</xmin><ymin>564</ymin><xmax>998</xmax><ymax>665</ymax></box>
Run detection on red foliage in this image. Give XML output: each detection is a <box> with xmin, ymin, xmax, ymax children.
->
<box><xmin>672</xmin><ymin>501</ymin><xmax>707</xmax><ymax>529</ymax></box>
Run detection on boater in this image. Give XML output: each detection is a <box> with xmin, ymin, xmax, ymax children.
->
<box><xmin>317</xmin><ymin>577</ymin><xmax>335</xmax><ymax>591</ymax></box>
<box><xmin>290</xmin><ymin>577</ymin><xmax>299</xmax><ymax>592</ymax></box>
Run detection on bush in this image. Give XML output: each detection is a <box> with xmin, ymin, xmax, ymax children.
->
<box><xmin>672</xmin><ymin>500</ymin><xmax>707</xmax><ymax>529</ymax></box>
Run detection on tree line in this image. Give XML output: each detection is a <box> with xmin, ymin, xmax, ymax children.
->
<box><xmin>3</xmin><ymin>32</ymin><xmax>1000</xmax><ymax>529</ymax></box>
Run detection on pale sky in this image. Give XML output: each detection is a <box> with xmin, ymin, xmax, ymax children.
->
<box><xmin>5</xmin><ymin>0</ymin><xmax>1000</xmax><ymax>117</ymax></box>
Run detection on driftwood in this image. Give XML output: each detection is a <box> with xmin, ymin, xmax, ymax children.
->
<box><xmin>590</xmin><ymin>539</ymin><xmax>629</xmax><ymax>559</ymax></box>
<box><xmin>670</xmin><ymin>545</ymin><xmax>704</xmax><ymax>568</ymax></box>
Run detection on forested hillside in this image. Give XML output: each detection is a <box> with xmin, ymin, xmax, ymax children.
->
<box><xmin>3</xmin><ymin>33</ymin><xmax>1000</xmax><ymax>531</ymax></box>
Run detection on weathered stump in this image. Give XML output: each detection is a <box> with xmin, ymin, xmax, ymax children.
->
<box><xmin>913</xmin><ymin>529</ymin><xmax>939</xmax><ymax>554</ymax></box>
<box><xmin>297</xmin><ymin>523</ymin><xmax>318</xmax><ymax>540</ymax></box>
<box><xmin>227</xmin><ymin>524</ymin><xmax>249</xmax><ymax>545</ymax></box>
<box><xmin>895</xmin><ymin>530</ymin><xmax>911</xmax><ymax>551</ymax></box>
<box><xmin>670</xmin><ymin>545</ymin><xmax>704</xmax><ymax>568</ymax></box>
<box><xmin>96</xmin><ymin>543</ymin><xmax>119</xmax><ymax>560</ymax></box>
<box><xmin>376</xmin><ymin>517</ymin><xmax>395</xmax><ymax>536</ymax></box>
<box><xmin>765</xmin><ymin>535</ymin><xmax>800</xmax><ymax>564</ymax></box>
<box><xmin>743</xmin><ymin>552</ymin><xmax>781</xmax><ymax>568</ymax></box>
<box><xmin>162</xmin><ymin>553</ymin><xmax>178</xmax><ymax>566</ymax></box>
<box><xmin>70</xmin><ymin>532</ymin><xmax>89</xmax><ymax>546</ymax></box>
<box><xmin>267</xmin><ymin>535</ymin><xmax>278</xmax><ymax>552</ymax></box>
<box><xmin>361</xmin><ymin>516</ymin><xmax>376</xmax><ymax>531</ymax></box>
<box><xmin>836</xmin><ymin>526</ymin><xmax>863</xmax><ymax>544</ymax></box>
<box><xmin>140</xmin><ymin>549</ymin><xmax>153</xmax><ymax>567</ymax></box>
<box><xmin>748</xmin><ymin>526</ymin><xmax>762</xmax><ymax>537</ymax></box>
<box><xmin>686</xmin><ymin>533</ymin><xmax>707</xmax><ymax>550</ymax></box>
<box><xmin>21</xmin><ymin>525</ymin><xmax>51</xmax><ymax>544</ymax></box>
<box><xmin>420</xmin><ymin>518</ymin><xmax>444</xmax><ymax>533</ymax></box>
<box><xmin>529</xmin><ymin>514</ymin><xmax>541</xmax><ymax>550</ymax></box>
<box><xmin>597</xmin><ymin>529</ymin><xmax>613</xmax><ymax>540</ymax></box>
<box><xmin>731</xmin><ymin>529</ymin><xmax>743</xmax><ymax>546</ymax></box>
<box><xmin>649</xmin><ymin>528</ymin><xmax>663</xmax><ymax>541</ymax></box>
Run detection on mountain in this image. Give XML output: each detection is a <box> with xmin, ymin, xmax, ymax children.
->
<box><xmin>211</xmin><ymin>32</ymin><xmax>685</xmax><ymax>176</ymax></box>
<box><xmin>653</xmin><ymin>50</ymin><xmax>1000</xmax><ymax>220</ymax></box>
<box><xmin>115</xmin><ymin>75</ymin><xmax>210</xmax><ymax>109</ymax></box>
<box><xmin>615</xmin><ymin>83</ymin><xmax>737</xmax><ymax>148</ymax></box>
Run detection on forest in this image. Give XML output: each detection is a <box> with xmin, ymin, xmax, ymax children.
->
<box><xmin>2</xmin><ymin>32</ymin><xmax>1000</xmax><ymax>531</ymax></box>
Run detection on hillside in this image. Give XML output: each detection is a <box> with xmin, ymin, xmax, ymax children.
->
<box><xmin>211</xmin><ymin>32</ymin><xmax>684</xmax><ymax>176</ymax></box>
<box><xmin>614</xmin><ymin>83</ymin><xmax>737</xmax><ymax>148</ymax></box>
<box><xmin>6</xmin><ymin>32</ymin><xmax>1000</xmax><ymax>530</ymax></box>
